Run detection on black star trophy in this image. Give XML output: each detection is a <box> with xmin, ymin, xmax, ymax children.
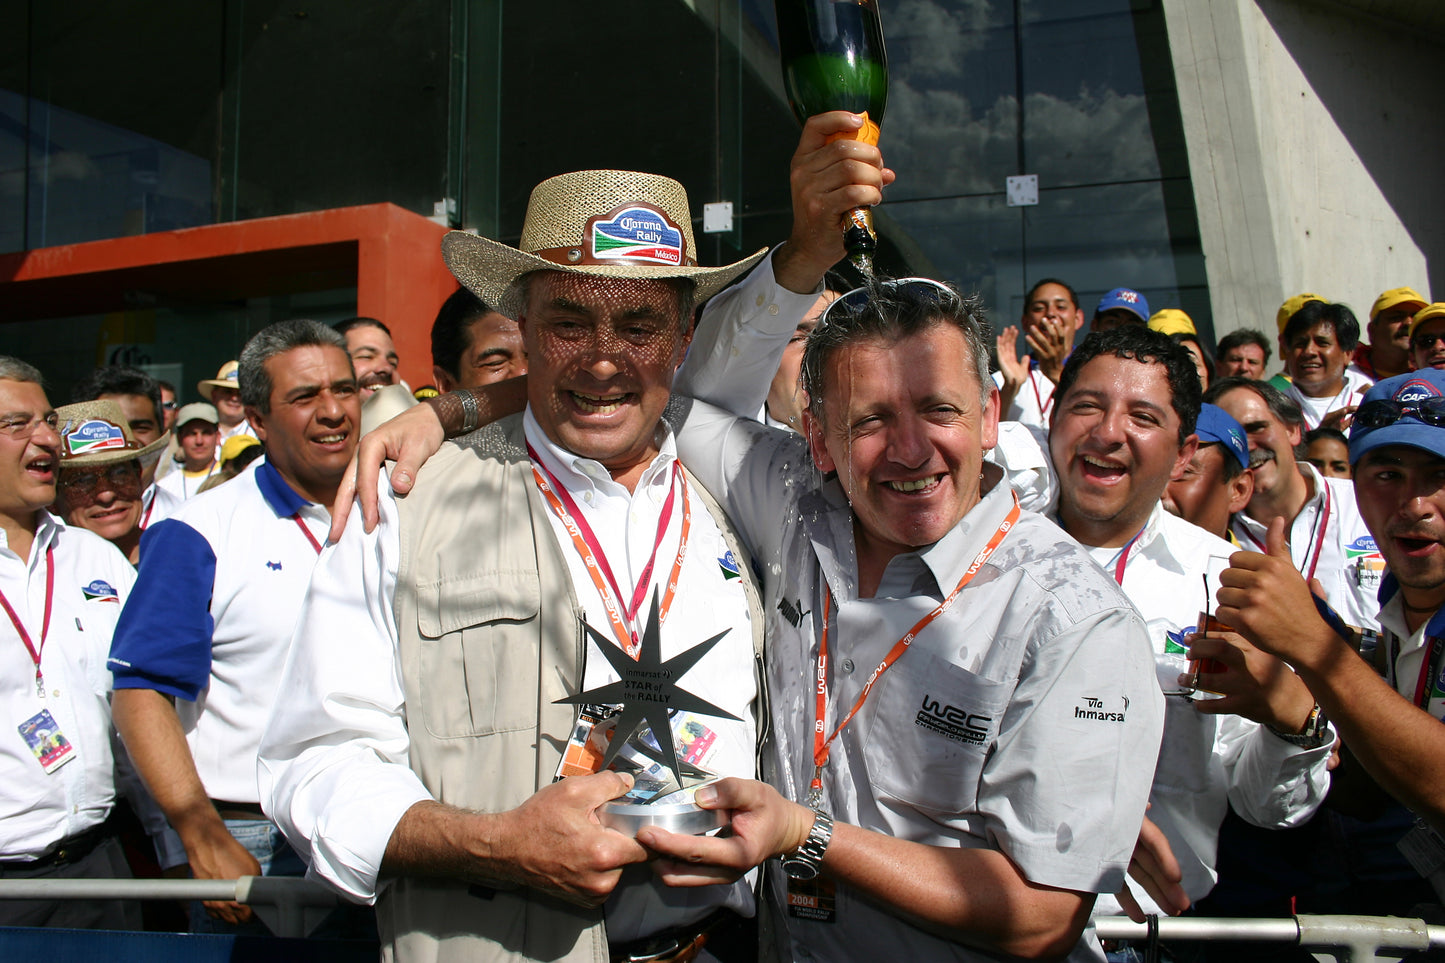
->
<box><xmin>556</xmin><ymin>590</ymin><xmax>739</xmax><ymax>836</ymax></box>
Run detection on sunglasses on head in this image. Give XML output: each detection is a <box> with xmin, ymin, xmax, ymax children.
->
<box><xmin>1354</xmin><ymin>396</ymin><xmax>1445</xmax><ymax>431</ymax></box>
<box><xmin>820</xmin><ymin>277</ymin><xmax>954</xmax><ymax>326</ymax></box>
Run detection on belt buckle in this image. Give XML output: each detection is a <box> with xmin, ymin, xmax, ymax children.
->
<box><xmin>625</xmin><ymin>938</ymin><xmax>682</xmax><ymax>963</ymax></box>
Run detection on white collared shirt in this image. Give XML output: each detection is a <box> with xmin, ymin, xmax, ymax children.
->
<box><xmin>0</xmin><ymin>512</ymin><xmax>136</xmax><ymax>858</ymax></box>
<box><xmin>1232</xmin><ymin>462</ymin><xmax>1382</xmax><ymax>635</ymax></box>
<box><xmin>1093</xmin><ymin>502</ymin><xmax>1334</xmax><ymax>917</ymax></box>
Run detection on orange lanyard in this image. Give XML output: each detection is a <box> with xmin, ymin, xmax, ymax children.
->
<box><xmin>529</xmin><ymin>447</ymin><xmax>690</xmax><ymax>659</ymax></box>
<box><xmin>809</xmin><ymin>494</ymin><xmax>1020</xmax><ymax>806</ymax></box>
<box><xmin>0</xmin><ymin>547</ymin><xmax>55</xmax><ymax>698</ymax></box>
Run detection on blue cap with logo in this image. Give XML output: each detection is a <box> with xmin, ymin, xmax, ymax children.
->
<box><xmin>1095</xmin><ymin>287</ymin><xmax>1151</xmax><ymax>324</ymax></box>
<box><xmin>1195</xmin><ymin>404</ymin><xmax>1249</xmax><ymax>471</ymax></box>
<box><xmin>1349</xmin><ymin>368</ymin><xmax>1445</xmax><ymax>465</ymax></box>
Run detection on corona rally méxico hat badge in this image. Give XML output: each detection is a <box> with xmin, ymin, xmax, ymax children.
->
<box><xmin>588</xmin><ymin>205</ymin><xmax>685</xmax><ymax>266</ymax></box>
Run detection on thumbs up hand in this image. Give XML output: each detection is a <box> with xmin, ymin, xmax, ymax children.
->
<box><xmin>1216</xmin><ymin>516</ymin><xmax>1332</xmax><ymax>666</ymax></box>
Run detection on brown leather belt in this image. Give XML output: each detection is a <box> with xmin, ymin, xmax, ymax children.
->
<box><xmin>609</xmin><ymin>908</ymin><xmax>745</xmax><ymax>963</ymax></box>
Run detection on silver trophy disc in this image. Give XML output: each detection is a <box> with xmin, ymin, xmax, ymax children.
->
<box><xmin>599</xmin><ymin>799</ymin><xmax>731</xmax><ymax>836</ymax></box>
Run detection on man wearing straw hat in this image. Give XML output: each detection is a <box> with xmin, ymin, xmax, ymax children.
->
<box><xmin>259</xmin><ymin>116</ymin><xmax>882</xmax><ymax>961</ymax></box>
<box><xmin>52</xmin><ymin>399</ymin><xmax>170</xmax><ymax>566</ymax></box>
<box><xmin>0</xmin><ymin>361</ymin><xmax>146</xmax><ymax>929</ymax></box>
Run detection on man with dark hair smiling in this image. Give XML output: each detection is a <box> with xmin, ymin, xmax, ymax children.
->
<box><xmin>429</xmin><ymin>288</ymin><xmax>526</xmax><ymax>392</ymax></box>
<box><xmin>1044</xmin><ymin>327</ymin><xmax>1332</xmax><ymax>938</ymax></box>
<box><xmin>1279</xmin><ymin>300</ymin><xmax>1372</xmax><ymax>430</ymax></box>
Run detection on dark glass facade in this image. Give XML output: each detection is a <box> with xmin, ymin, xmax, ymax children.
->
<box><xmin>1</xmin><ymin>0</ymin><xmax>1212</xmax><ymax>397</ymax></box>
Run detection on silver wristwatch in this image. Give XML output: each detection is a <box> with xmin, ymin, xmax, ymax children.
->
<box><xmin>457</xmin><ymin>390</ymin><xmax>480</xmax><ymax>434</ymax></box>
<box><xmin>1268</xmin><ymin>703</ymin><xmax>1330</xmax><ymax>749</ymax></box>
<box><xmin>781</xmin><ymin>809</ymin><xmax>834</xmax><ymax>881</ymax></box>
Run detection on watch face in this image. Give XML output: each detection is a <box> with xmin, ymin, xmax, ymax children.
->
<box><xmin>782</xmin><ymin>857</ymin><xmax>819</xmax><ymax>881</ymax></box>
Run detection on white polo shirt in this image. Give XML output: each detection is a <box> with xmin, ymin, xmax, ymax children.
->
<box><xmin>1232</xmin><ymin>462</ymin><xmax>1382</xmax><ymax>636</ymax></box>
<box><xmin>109</xmin><ymin>458</ymin><xmax>328</xmax><ymax>803</ymax></box>
<box><xmin>1092</xmin><ymin>502</ymin><xmax>1334</xmax><ymax>917</ymax></box>
<box><xmin>1</xmin><ymin>512</ymin><xmax>136</xmax><ymax>858</ymax></box>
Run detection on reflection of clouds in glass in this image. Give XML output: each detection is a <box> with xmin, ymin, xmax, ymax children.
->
<box><xmin>887</xmin><ymin>0</ymin><xmax>997</xmax><ymax>83</ymax></box>
<box><xmin>35</xmin><ymin>150</ymin><xmax>100</xmax><ymax>185</ymax></box>
<box><xmin>886</xmin><ymin>82</ymin><xmax>1157</xmax><ymax>199</ymax></box>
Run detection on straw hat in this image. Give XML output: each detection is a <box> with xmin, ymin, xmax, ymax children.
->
<box><xmin>197</xmin><ymin>361</ymin><xmax>240</xmax><ymax>402</ymax></box>
<box><xmin>360</xmin><ymin>383</ymin><xmax>419</xmax><ymax>435</ymax></box>
<box><xmin>442</xmin><ymin>170</ymin><xmax>767</xmax><ymax>315</ymax></box>
<box><xmin>55</xmin><ymin>400</ymin><xmax>168</xmax><ymax>470</ymax></box>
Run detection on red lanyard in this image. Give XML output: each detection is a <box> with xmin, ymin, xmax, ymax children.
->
<box><xmin>809</xmin><ymin>494</ymin><xmax>1020</xmax><ymax>803</ymax></box>
<box><xmin>1240</xmin><ymin>482</ymin><xmax>1331</xmax><ymax>583</ymax></box>
<box><xmin>528</xmin><ymin>446</ymin><xmax>690</xmax><ymax>659</ymax></box>
<box><xmin>1111</xmin><ymin>526</ymin><xmax>1147</xmax><ymax>586</ymax></box>
<box><xmin>1028</xmin><ymin>366</ymin><xmax>1053</xmax><ymax>419</ymax></box>
<box><xmin>139</xmin><ymin>496</ymin><xmax>156</xmax><ymax>531</ymax></box>
<box><xmin>291</xmin><ymin>514</ymin><xmax>323</xmax><ymax>555</ymax></box>
<box><xmin>0</xmin><ymin>547</ymin><xmax>55</xmax><ymax>697</ymax></box>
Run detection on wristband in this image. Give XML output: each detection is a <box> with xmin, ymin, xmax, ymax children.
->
<box><xmin>457</xmin><ymin>390</ymin><xmax>480</xmax><ymax>435</ymax></box>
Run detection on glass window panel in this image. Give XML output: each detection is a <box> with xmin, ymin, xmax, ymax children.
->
<box><xmin>493</xmin><ymin>1</ymin><xmax>722</xmax><ymax>243</ymax></box>
<box><xmin>14</xmin><ymin>2</ymin><xmax>221</xmax><ymax>247</ymax></box>
<box><xmin>1025</xmin><ymin>180</ymin><xmax>1210</xmax><ymax>337</ymax></box>
<box><xmin>1020</xmin><ymin>0</ymin><xmax>1163</xmax><ymax>187</ymax></box>
<box><xmin>227</xmin><ymin>1</ymin><xmax>450</xmax><ymax>222</ymax></box>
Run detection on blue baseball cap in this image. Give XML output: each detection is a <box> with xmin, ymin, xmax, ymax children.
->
<box><xmin>1195</xmin><ymin>404</ymin><xmax>1249</xmax><ymax>471</ymax></box>
<box><xmin>1349</xmin><ymin>369</ymin><xmax>1445</xmax><ymax>465</ymax></box>
<box><xmin>1095</xmin><ymin>287</ymin><xmax>1151</xmax><ymax>324</ymax></box>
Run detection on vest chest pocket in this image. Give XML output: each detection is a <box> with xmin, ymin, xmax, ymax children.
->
<box><xmin>414</xmin><ymin>572</ymin><xmax>544</xmax><ymax>739</ymax></box>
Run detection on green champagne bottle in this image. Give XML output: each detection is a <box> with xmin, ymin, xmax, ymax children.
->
<box><xmin>775</xmin><ymin>0</ymin><xmax>889</xmax><ymax>274</ymax></box>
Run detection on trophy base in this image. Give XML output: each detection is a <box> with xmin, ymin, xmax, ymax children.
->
<box><xmin>599</xmin><ymin>800</ymin><xmax>730</xmax><ymax>837</ymax></box>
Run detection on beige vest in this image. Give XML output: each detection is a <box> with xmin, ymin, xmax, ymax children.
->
<box><xmin>383</xmin><ymin>415</ymin><xmax>766</xmax><ymax>963</ymax></box>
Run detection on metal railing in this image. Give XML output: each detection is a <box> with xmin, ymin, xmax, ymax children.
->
<box><xmin>1096</xmin><ymin>914</ymin><xmax>1445</xmax><ymax>962</ymax></box>
<box><xmin>0</xmin><ymin>876</ymin><xmax>343</xmax><ymax>938</ymax></box>
<box><xmin>3</xmin><ymin>881</ymin><xmax>1444</xmax><ymax>960</ymax></box>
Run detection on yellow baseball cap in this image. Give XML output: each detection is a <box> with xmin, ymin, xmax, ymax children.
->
<box><xmin>1410</xmin><ymin>303</ymin><xmax>1445</xmax><ymax>337</ymax></box>
<box><xmin>1276</xmin><ymin>293</ymin><xmax>1326</xmax><ymax>334</ymax></box>
<box><xmin>1148</xmin><ymin>309</ymin><xmax>1196</xmax><ymax>337</ymax></box>
<box><xmin>1372</xmin><ymin>286</ymin><xmax>1428</xmax><ymax>321</ymax></box>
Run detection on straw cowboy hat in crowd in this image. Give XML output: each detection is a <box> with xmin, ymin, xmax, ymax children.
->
<box><xmin>55</xmin><ymin>400</ymin><xmax>169</xmax><ymax>470</ymax></box>
<box><xmin>441</xmin><ymin>169</ymin><xmax>767</xmax><ymax>315</ymax></box>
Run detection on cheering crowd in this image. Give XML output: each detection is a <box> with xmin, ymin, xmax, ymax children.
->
<box><xmin>3</xmin><ymin>111</ymin><xmax>1445</xmax><ymax>963</ymax></box>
